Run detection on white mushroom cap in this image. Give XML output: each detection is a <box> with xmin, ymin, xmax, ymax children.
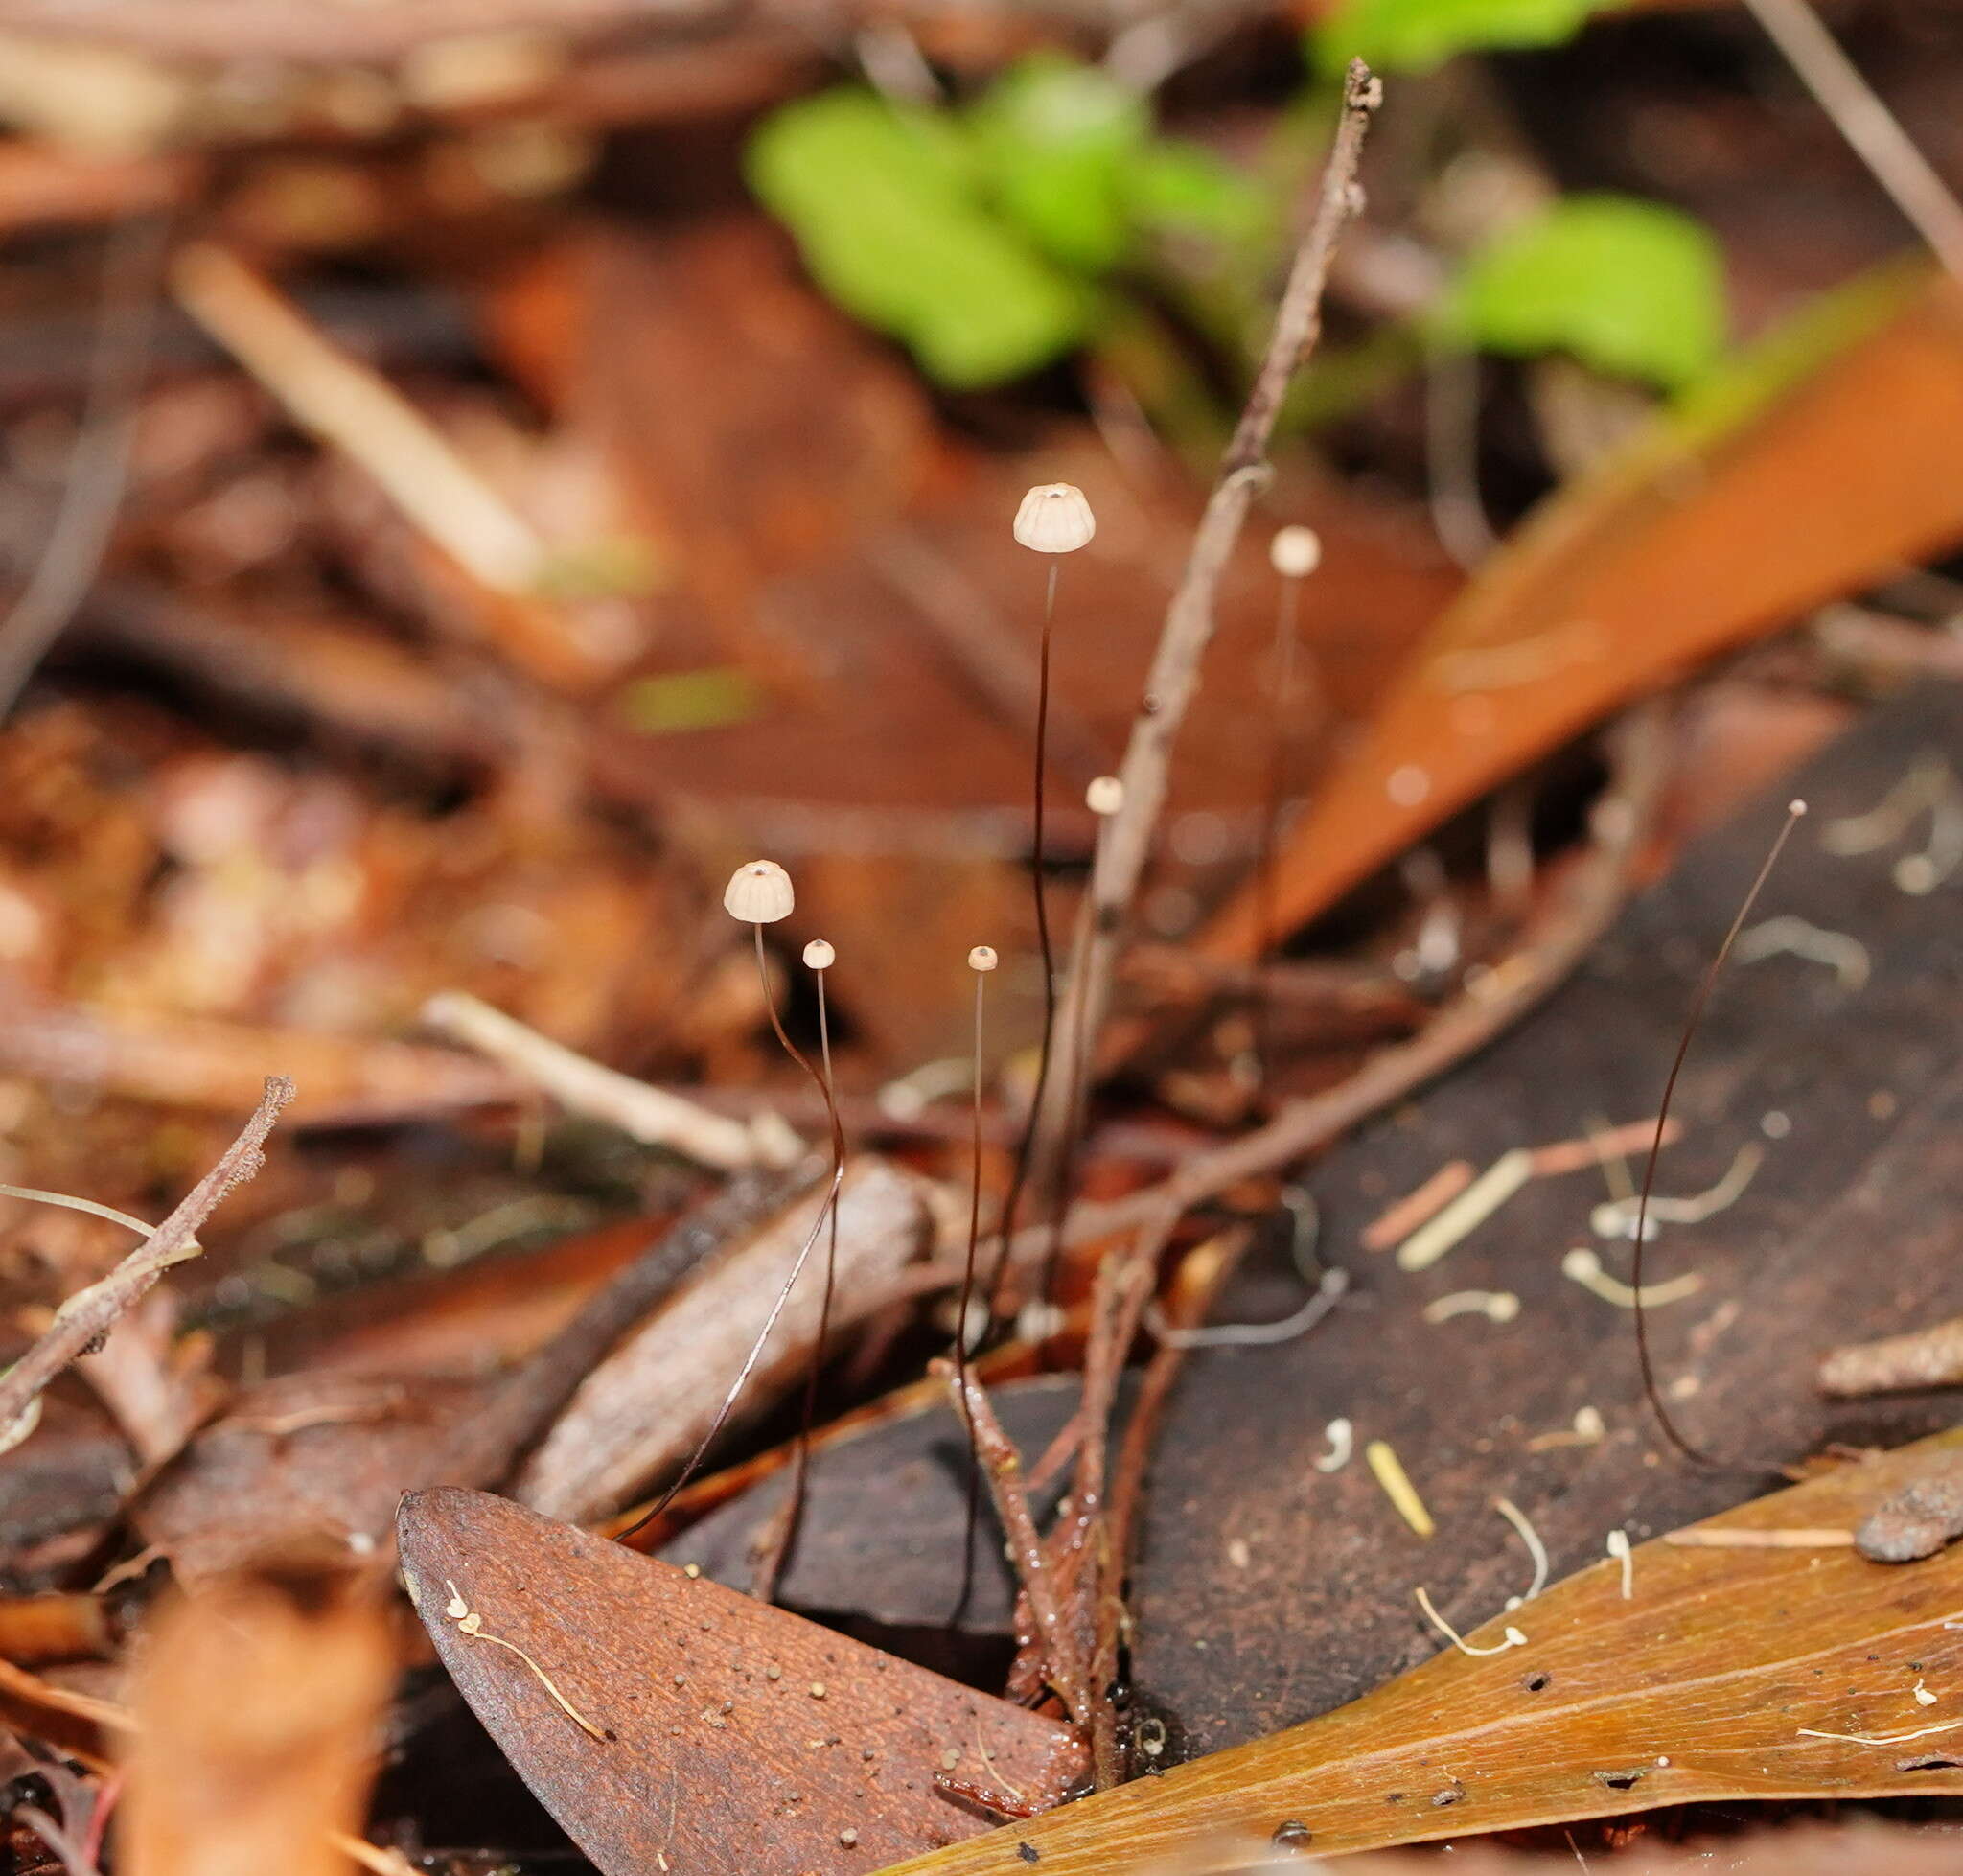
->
<box><xmin>1013</xmin><ymin>483</ymin><xmax>1096</xmax><ymax>554</ymax></box>
<box><xmin>724</xmin><ymin>860</ymin><xmax>794</xmax><ymax>923</ymax></box>
<box><xmin>1085</xmin><ymin>775</ymin><xmax>1124</xmax><ymax>817</ymax></box>
<box><xmin>1270</xmin><ymin>525</ymin><xmax>1323</xmax><ymax>579</ymax></box>
<box><xmin>968</xmin><ymin>945</ymin><xmax>999</xmax><ymax>973</ymax></box>
<box><xmin>802</xmin><ymin>938</ymin><xmax>835</xmax><ymax>970</ymax></box>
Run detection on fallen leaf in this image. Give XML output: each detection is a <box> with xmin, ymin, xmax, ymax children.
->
<box><xmin>513</xmin><ymin>1155</ymin><xmax>932</xmax><ymax>1523</ymax></box>
<box><xmin>397</xmin><ymin>1487</ymin><xmax>1083</xmax><ymax>1876</ymax></box>
<box><xmin>1195</xmin><ymin>264</ymin><xmax>1963</xmax><ymax>963</ymax></box>
<box><xmin>884</xmin><ymin>1429</ymin><xmax>1963</xmax><ymax>1873</ymax></box>
<box><xmin>1130</xmin><ymin>683</ymin><xmax>1963</xmax><ymax>1749</ymax></box>
<box><xmin>121</xmin><ymin>1577</ymin><xmax>394</xmax><ymax>1876</ymax></box>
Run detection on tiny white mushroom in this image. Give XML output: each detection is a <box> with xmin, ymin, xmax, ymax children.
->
<box><xmin>1269</xmin><ymin>525</ymin><xmax>1323</xmax><ymax>580</ymax></box>
<box><xmin>968</xmin><ymin>945</ymin><xmax>999</xmax><ymax>973</ymax></box>
<box><xmin>725</xmin><ymin>860</ymin><xmax>794</xmax><ymax>924</ymax></box>
<box><xmin>802</xmin><ymin>938</ymin><xmax>835</xmax><ymax>971</ymax></box>
<box><xmin>1013</xmin><ymin>482</ymin><xmax>1096</xmax><ymax>554</ymax></box>
<box><xmin>1085</xmin><ymin>775</ymin><xmax>1125</xmax><ymax>816</ymax></box>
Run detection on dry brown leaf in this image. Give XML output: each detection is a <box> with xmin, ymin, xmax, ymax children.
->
<box><xmin>887</xmin><ymin>1429</ymin><xmax>1963</xmax><ymax>1873</ymax></box>
<box><xmin>121</xmin><ymin>1577</ymin><xmax>394</xmax><ymax>1876</ymax></box>
<box><xmin>1196</xmin><ymin>264</ymin><xmax>1963</xmax><ymax>965</ymax></box>
<box><xmin>397</xmin><ymin>1487</ymin><xmax>1084</xmax><ymax>1876</ymax></box>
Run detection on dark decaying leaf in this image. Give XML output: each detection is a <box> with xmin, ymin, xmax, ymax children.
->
<box><xmin>889</xmin><ymin>1429</ymin><xmax>1963</xmax><ymax>1874</ymax></box>
<box><xmin>662</xmin><ymin>1374</ymin><xmax>1128</xmax><ymax>1637</ymax></box>
<box><xmin>397</xmin><ymin>1487</ymin><xmax>1083</xmax><ymax>1876</ymax></box>
<box><xmin>1196</xmin><ymin>265</ymin><xmax>1963</xmax><ymax>964</ymax></box>
<box><xmin>1131</xmin><ymin>682</ymin><xmax>1963</xmax><ymax>1751</ymax></box>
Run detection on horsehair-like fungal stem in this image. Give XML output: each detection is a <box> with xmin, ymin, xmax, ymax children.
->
<box><xmin>1255</xmin><ymin>525</ymin><xmax>1322</xmax><ymax>1098</ymax></box>
<box><xmin>949</xmin><ymin>942</ymin><xmax>998</xmax><ymax>1622</ymax></box>
<box><xmin>753</xmin><ymin>934</ymin><xmax>846</xmax><ymax>1601</ymax></box>
<box><xmin>1631</xmin><ymin>800</ymin><xmax>1806</xmax><ymax>1469</ymax></box>
<box><xmin>1032</xmin><ymin>775</ymin><xmax>1126</xmax><ymax>1317</ymax></box>
<box><xmin>990</xmin><ymin>485</ymin><xmax>1096</xmax><ymax>1318</ymax></box>
<box><xmin>614</xmin><ymin>864</ymin><xmax>844</xmax><ymax>1548</ymax></box>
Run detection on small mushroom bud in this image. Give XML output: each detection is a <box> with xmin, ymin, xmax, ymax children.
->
<box><xmin>1013</xmin><ymin>483</ymin><xmax>1096</xmax><ymax>554</ymax></box>
<box><xmin>968</xmin><ymin>945</ymin><xmax>999</xmax><ymax>973</ymax></box>
<box><xmin>1085</xmin><ymin>775</ymin><xmax>1124</xmax><ymax>817</ymax></box>
<box><xmin>724</xmin><ymin>860</ymin><xmax>794</xmax><ymax>924</ymax></box>
<box><xmin>1270</xmin><ymin>525</ymin><xmax>1322</xmax><ymax>579</ymax></box>
<box><xmin>802</xmin><ymin>938</ymin><xmax>835</xmax><ymax>970</ymax></box>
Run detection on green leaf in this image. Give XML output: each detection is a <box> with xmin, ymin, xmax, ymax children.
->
<box><xmin>1121</xmin><ymin>139</ymin><xmax>1273</xmax><ymax>255</ymax></box>
<box><xmin>1312</xmin><ymin>0</ymin><xmax>1604</xmax><ymax>76</ymax></box>
<box><xmin>1438</xmin><ymin>194</ymin><xmax>1728</xmax><ymax>389</ymax></box>
<box><xmin>746</xmin><ymin>88</ymin><xmax>1089</xmax><ymax>388</ymax></box>
<box><xmin>967</xmin><ymin>55</ymin><xmax>1149</xmax><ymax>273</ymax></box>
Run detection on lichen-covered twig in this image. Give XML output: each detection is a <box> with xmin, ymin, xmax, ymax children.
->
<box><xmin>933</xmin><ymin>1355</ymin><xmax>1093</xmax><ymax>1728</ymax></box>
<box><xmin>0</xmin><ymin>1077</ymin><xmax>292</xmax><ymax>1452</ymax></box>
<box><xmin>1019</xmin><ymin>59</ymin><xmax>1382</xmax><ymax>1202</ymax></box>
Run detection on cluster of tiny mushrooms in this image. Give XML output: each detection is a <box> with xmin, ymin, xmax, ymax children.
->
<box><xmin>673</xmin><ymin>478</ymin><xmax>1822</xmax><ymax>1691</ymax></box>
<box><xmin>697</xmin><ymin>482</ymin><xmax>1339</xmax><ymax>1522</ymax></box>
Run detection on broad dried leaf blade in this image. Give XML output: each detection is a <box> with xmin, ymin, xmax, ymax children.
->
<box><xmin>397</xmin><ymin>1488</ymin><xmax>1080</xmax><ymax>1876</ymax></box>
<box><xmin>1199</xmin><ymin>264</ymin><xmax>1963</xmax><ymax>961</ymax></box>
<box><xmin>884</xmin><ymin>1431</ymin><xmax>1963</xmax><ymax>1873</ymax></box>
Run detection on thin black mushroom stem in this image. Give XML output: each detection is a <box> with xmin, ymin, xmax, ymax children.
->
<box><xmin>1254</xmin><ymin>524</ymin><xmax>1323</xmax><ymax>1103</ymax></box>
<box><xmin>1032</xmin><ymin>775</ymin><xmax>1126</xmax><ymax>1324</ymax></box>
<box><xmin>990</xmin><ymin>482</ymin><xmax>1097</xmax><ymax>1323</ymax></box>
<box><xmin>1631</xmin><ymin>799</ymin><xmax>1809</xmax><ymax>1470</ymax></box>
<box><xmin>613</xmin><ymin>862</ymin><xmax>846</xmax><ymax>1553</ymax></box>
<box><xmin>950</xmin><ymin>941</ymin><xmax>998</xmax><ymax>1621</ymax></box>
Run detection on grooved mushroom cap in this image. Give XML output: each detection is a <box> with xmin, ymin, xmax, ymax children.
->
<box><xmin>1013</xmin><ymin>483</ymin><xmax>1096</xmax><ymax>554</ymax></box>
<box><xmin>968</xmin><ymin>945</ymin><xmax>999</xmax><ymax>972</ymax></box>
<box><xmin>802</xmin><ymin>938</ymin><xmax>835</xmax><ymax>970</ymax></box>
<box><xmin>1270</xmin><ymin>525</ymin><xmax>1322</xmax><ymax>579</ymax></box>
<box><xmin>724</xmin><ymin>860</ymin><xmax>794</xmax><ymax>923</ymax></box>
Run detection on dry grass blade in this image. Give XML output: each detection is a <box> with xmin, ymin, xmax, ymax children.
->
<box><xmin>882</xmin><ymin>1430</ymin><xmax>1963</xmax><ymax>1873</ymax></box>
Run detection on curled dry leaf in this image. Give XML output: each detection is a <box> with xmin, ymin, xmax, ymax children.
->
<box><xmin>886</xmin><ymin>1429</ymin><xmax>1963</xmax><ymax>1873</ymax></box>
<box><xmin>515</xmin><ymin>1155</ymin><xmax>933</xmax><ymax>1522</ymax></box>
<box><xmin>1195</xmin><ymin>264</ymin><xmax>1963</xmax><ymax>967</ymax></box>
<box><xmin>397</xmin><ymin>1488</ymin><xmax>1084</xmax><ymax>1876</ymax></box>
<box><xmin>121</xmin><ymin>1577</ymin><xmax>394</xmax><ymax>1876</ymax></box>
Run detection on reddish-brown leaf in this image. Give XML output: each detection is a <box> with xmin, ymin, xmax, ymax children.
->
<box><xmin>397</xmin><ymin>1487</ymin><xmax>1083</xmax><ymax>1875</ymax></box>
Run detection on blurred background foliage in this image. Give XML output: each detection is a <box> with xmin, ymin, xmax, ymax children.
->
<box><xmin>746</xmin><ymin>0</ymin><xmax>1727</xmax><ymax>408</ymax></box>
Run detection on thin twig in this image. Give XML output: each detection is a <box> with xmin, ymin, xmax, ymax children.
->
<box><xmin>0</xmin><ymin>214</ymin><xmax>167</xmax><ymax>718</ymax></box>
<box><xmin>0</xmin><ymin>1077</ymin><xmax>292</xmax><ymax>1448</ymax></box>
<box><xmin>984</xmin><ymin>702</ymin><xmax>1668</xmax><ymax>1275</ymax></box>
<box><xmin>935</xmin><ymin>1355</ymin><xmax>1093</xmax><ymax>1727</ymax></box>
<box><xmin>422</xmin><ymin>989</ymin><xmax>795</xmax><ymax>1171</ymax></box>
<box><xmin>1740</xmin><ymin>0</ymin><xmax>1963</xmax><ymax>282</ymax></box>
<box><xmin>1016</xmin><ymin>60</ymin><xmax>1382</xmax><ymax>1208</ymax></box>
